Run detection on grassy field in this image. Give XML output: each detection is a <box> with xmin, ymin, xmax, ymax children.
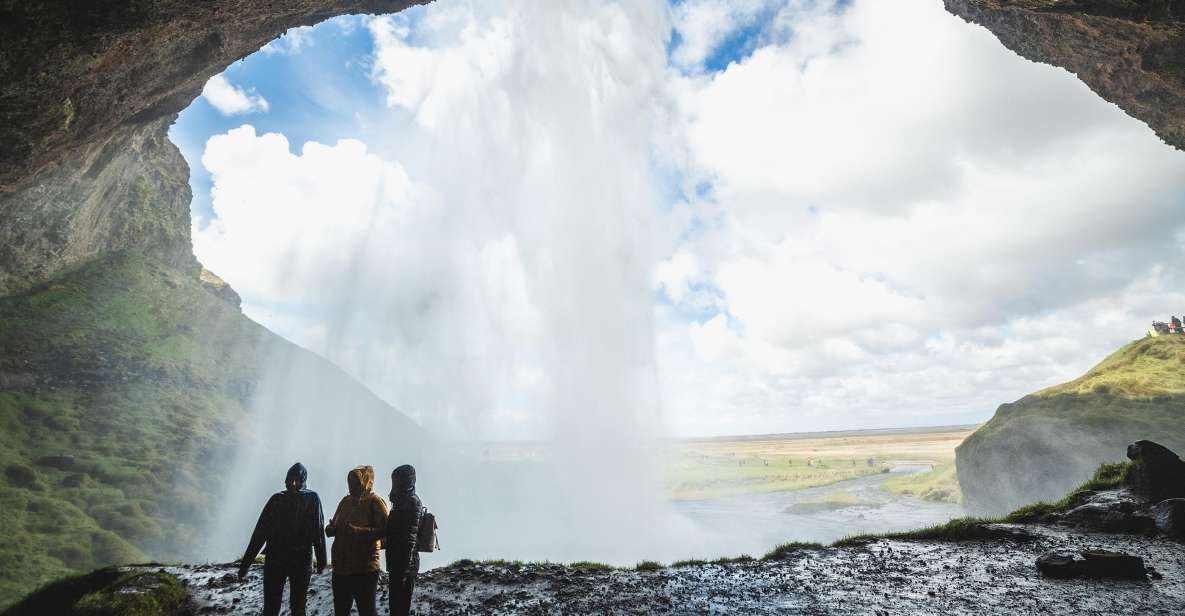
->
<box><xmin>665</xmin><ymin>426</ymin><xmax>974</xmax><ymax>501</ymax></box>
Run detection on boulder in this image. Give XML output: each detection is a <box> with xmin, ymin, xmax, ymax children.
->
<box><xmin>1152</xmin><ymin>498</ymin><xmax>1185</xmax><ymax>539</ymax></box>
<box><xmin>61</xmin><ymin>473</ymin><xmax>87</xmax><ymax>488</ymax></box>
<box><xmin>1060</xmin><ymin>501</ymin><xmax>1156</xmax><ymax>535</ymax></box>
<box><xmin>1036</xmin><ymin>551</ymin><xmax>1081</xmax><ymax>579</ymax></box>
<box><xmin>1126</xmin><ymin>440</ymin><xmax>1185</xmax><ymax>502</ymax></box>
<box><xmin>1036</xmin><ymin>550</ymin><xmax>1147</xmax><ymax>580</ymax></box>
<box><xmin>1079</xmin><ymin>551</ymin><xmax>1148</xmax><ymax>581</ymax></box>
<box><xmin>4</xmin><ymin>464</ymin><xmax>40</xmax><ymax>489</ymax></box>
<box><xmin>35</xmin><ymin>454</ymin><xmax>75</xmax><ymax>470</ymax></box>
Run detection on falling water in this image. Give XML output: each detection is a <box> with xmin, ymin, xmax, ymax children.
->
<box><xmin>205</xmin><ymin>0</ymin><xmax>684</xmax><ymax>567</ymax></box>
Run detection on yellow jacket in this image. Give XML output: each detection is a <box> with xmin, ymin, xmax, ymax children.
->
<box><xmin>326</xmin><ymin>465</ymin><xmax>389</xmax><ymax>575</ymax></box>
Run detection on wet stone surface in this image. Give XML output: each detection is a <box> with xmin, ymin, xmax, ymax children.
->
<box><xmin>168</xmin><ymin>525</ymin><xmax>1184</xmax><ymax>615</ymax></box>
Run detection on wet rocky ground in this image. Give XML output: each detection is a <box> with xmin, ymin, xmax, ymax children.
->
<box><xmin>167</xmin><ymin>523</ymin><xmax>1183</xmax><ymax>615</ymax></box>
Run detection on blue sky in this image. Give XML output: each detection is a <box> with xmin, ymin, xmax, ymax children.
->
<box><xmin>171</xmin><ymin>0</ymin><xmax>1185</xmax><ymax>439</ymax></box>
<box><xmin>173</xmin><ymin>15</ymin><xmax>392</xmax><ymax>223</ymax></box>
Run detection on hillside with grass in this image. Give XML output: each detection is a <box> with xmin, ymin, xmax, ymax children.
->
<box><xmin>956</xmin><ymin>335</ymin><xmax>1185</xmax><ymax>514</ymax></box>
<box><xmin>0</xmin><ymin>252</ymin><xmax>427</xmax><ymax>608</ymax></box>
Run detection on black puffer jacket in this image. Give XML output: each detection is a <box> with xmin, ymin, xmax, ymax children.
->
<box><xmin>240</xmin><ymin>463</ymin><xmax>327</xmax><ymax>574</ymax></box>
<box><xmin>385</xmin><ymin>465</ymin><xmax>423</xmax><ymax>581</ymax></box>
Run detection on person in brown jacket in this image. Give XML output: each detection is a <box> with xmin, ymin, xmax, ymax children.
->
<box><xmin>325</xmin><ymin>465</ymin><xmax>388</xmax><ymax>616</ymax></box>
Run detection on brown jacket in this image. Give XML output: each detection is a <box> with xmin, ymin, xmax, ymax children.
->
<box><xmin>325</xmin><ymin>466</ymin><xmax>389</xmax><ymax>575</ymax></box>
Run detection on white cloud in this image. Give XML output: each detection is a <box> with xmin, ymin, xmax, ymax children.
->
<box><xmin>200</xmin><ymin>74</ymin><xmax>270</xmax><ymax>115</ymax></box>
<box><xmin>656</xmin><ymin>0</ymin><xmax>1185</xmax><ymax>435</ymax></box>
<box><xmin>669</xmin><ymin>0</ymin><xmax>775</xmax><ymax>71</ymax></box>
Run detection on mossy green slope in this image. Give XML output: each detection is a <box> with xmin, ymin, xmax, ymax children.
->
<box><xmin>0</xmin><ymin>253</ymin><xmax>268</xmax><ymax>607</ymax></box>
<box><xmin>956</xmin><ymin>336</ymin><xmax>1185</xmax><ymax>514</ymax></box>
<box><xmin>0</xmin><ymin>252</ymin><xmax>427</xmax><ymax>609</ymax></box>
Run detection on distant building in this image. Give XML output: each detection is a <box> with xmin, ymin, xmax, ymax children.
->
<box><xmin>1147</xmin><ymin>316</ymin><xmax>1185</xmax><ymax>337</ymax></box>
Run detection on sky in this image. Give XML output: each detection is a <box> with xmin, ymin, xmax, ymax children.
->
<box><xmin>172</xmin><ymin>0</ymin><xmax>1185</xmax><ymax>440</ymax></box>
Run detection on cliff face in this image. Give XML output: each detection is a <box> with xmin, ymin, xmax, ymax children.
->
<box><xmin>945</xmin><ymin>0</ymin><xmax>1185</xmax><ymax>151</ymax></box>
<box><xmin>957</xmin><ymin>336</ymin><xmax>1185</xmax><ymax>514</ymax></box>
<box><xmin>0</xmin><ymin>117</ymin><xmax>196</xmax><ymax>296</ymax></box>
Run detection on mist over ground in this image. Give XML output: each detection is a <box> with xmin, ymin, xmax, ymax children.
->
<box><xmin>172</xmin><ymin>0</ymin><xmax>1185</xmax><ymax>566</ymax></box>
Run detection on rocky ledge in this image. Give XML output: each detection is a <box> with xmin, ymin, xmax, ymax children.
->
<box><xmin>944</xmin><ymin>0</ymin><xmax>1185</xmax><ymax>151</ymax></box>
<box><xmin>105</xmin><ymin>523</ymin><xmax>1185</xmax><ymax>615</ymax></box>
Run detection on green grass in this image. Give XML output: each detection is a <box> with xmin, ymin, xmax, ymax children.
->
<box><xmin>634</xmin><ymin>560</ymin><xmax>663</xmax><ymax>571</ymax></box>
<box><xmin>568</xmin><ymin>561</ymin><xmax>615</xmax><ymax>571</ymax></box>
<box><xmin>761</xmin><ymin>541</ymin><xmax>824</xmax><ymax>560</ymax></box>
<box><xmin>1036</xmin><ymin>336</ymin><xmax>1185</xmax><ymax>399</ymax></box>
<box><xmin>881</xmin><ymin>463</ymin><xmax>961</xmax><ymax>504</ymax></box>
<box><xmin>443</xmin><ymin>559</ymin><xmax>550</xmax><ymax>569</ymax></box>
<box><xmin>0</xmin><ymin>253</ymin><xmax>274</xmax><ymax>608</ymax></box>
<box><xmin>832</xmin><ymin>517</ymin><xmax>1006</xmax><ymax>547</ymax></box>
<box><xmin>710</xmin><ymin>554</ymin><xmax>755</xmax><ymax>564</ymax></box>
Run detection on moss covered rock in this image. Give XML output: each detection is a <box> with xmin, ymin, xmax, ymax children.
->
<box><xmin>3</xmin><ymin>568</ymin><xmax>190</xmax><ymax>616</ymax></box>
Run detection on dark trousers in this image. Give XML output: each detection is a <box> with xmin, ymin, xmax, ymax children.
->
<box><xmin>389</xmin><ymin>560</ymin><xmax>420</xmax><ymax>616</ymax></box>
<box><xmin>262</xmin><ymin>559</ymin><xmax>311</xmax><ymax>616</ymax></box>
<box><xmin>332</xmin><ymin>572</ymin><xmax>379</xmax><ymax>616</ymax></box>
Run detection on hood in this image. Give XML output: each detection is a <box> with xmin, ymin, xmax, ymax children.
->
<box><xmin>392</xmin><ymin>464</ymin><xmax>416</xmax><ymax>489</ymax></box>
<box><xmin>285</xmin><ymin>462</ymin><xmax>307</xmax><ymax>491</ymax></box>
<box><xmin>347</xmin><ymin>465</ymin><xmax>375</xmax><ymax>497</ymax></box>
<box><xmin>390</xmin><ymin>464</ymin><xmax>416</xmax><ymax>501</ymax></box>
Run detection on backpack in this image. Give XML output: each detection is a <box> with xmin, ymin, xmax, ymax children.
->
<box><xmin>417</xmin><ymin>507</ymin><xmax>439</xmax><ymax>553</ymax></box>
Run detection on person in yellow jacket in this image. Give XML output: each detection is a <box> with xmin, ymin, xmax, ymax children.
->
<box><xmin>325</xmin><ymin>465</ymin><xmax>388</xmax><ymax>616</ymax></box>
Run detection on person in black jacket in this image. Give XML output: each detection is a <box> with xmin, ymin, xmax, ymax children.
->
<box><xmin>239</xmin><ymin>462</ymin><xmax>328</xmax><ymax>616</ymax></box>
<box><xmin>385</xmin><ymin>464</ymin><xmax>423</xmax><ymax>616</ymax></box>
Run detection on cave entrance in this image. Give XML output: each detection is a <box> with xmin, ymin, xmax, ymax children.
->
<box><xmin>2</xmin><ymin>2</ymin><xmax>1185</xmax><ymax>605</ymax></box>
